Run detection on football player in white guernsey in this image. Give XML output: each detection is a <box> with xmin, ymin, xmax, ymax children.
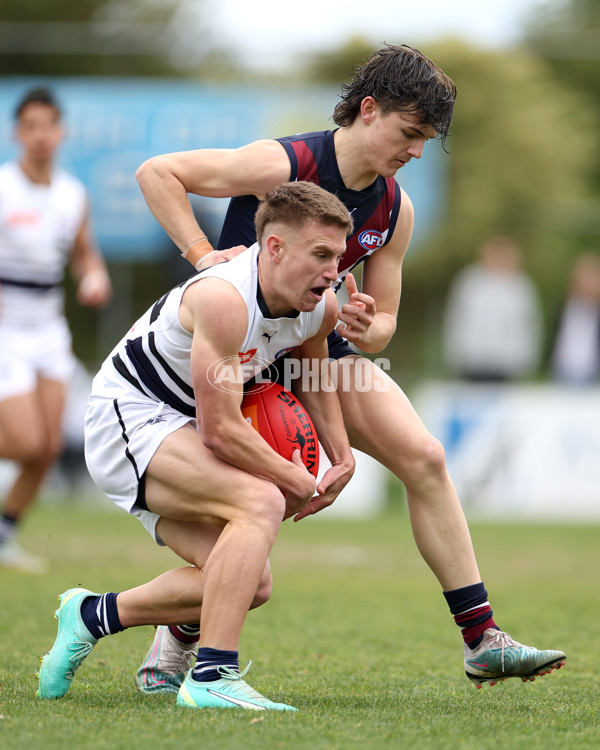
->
<box><xmin>0</xmin><ymin>87</ymin><xmax>112</xmax><ymax>573</ymax></box>
<box><xmin>36</xmin><ymin>182</ymin><xmax>355</xmax><ymax>711</ymax></box>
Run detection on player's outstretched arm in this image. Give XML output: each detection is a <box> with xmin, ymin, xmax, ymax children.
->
<box><xmin>291</xmin><ymin>292</ymin><xmax>355</xmax><ymax>521</ymax></box>
<box><xmin>136</xmin><ymin>140</ymin><xmax>291</xmax><ymax>268</ymax></box>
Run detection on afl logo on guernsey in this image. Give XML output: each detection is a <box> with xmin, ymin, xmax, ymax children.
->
<box><xmin>275</xmin><ymin>347</ymin><xmax>295</xmax><ymax>360</ymax></box>
<box><xmin>358</xmin><ymin>230</ymin><xmax>384</xmax><ymax>251</ymax></box>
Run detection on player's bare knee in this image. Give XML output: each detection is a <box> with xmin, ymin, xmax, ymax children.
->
<box><xmin>33</xmin><ymin>436</ymin><xmax>63</xmax><ymax>467</ymax></box>
<box><xmin>245</xmin><ymin>482</ymin><xmax>286</xmax><ymax>526</ymax></box>
<box><xmin>405</xmin><ymin>434</ymin><xmax>448</xmax><ymax>486</ymax></box>
<box><xmin>229</xmin><ymin>488</ymin><xmax>285</xmax><ymax>548</ymax></box>
<box><xmin>11</xmin><ymin>432</ymin><xmax>48</xmax><ymax>463</ymax></box>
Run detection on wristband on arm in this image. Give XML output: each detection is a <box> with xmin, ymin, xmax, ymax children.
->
<box><xmin>181</xmin><ymin>238</ymin><xmax>216</xmax><ymax>269</ymax></box>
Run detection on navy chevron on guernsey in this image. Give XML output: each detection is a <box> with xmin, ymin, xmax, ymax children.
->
<box><xmin>218</xmin><ymin>130</ymin><xmax>401</xmax><ymax>291</ymax></box>
<box><xmin>125</xmin><ymin>335</ymin><xmax>196</xmax><ymax>417</ymax></box>
<box><xmin>98</xmin><ymin>242</ymin><xmax>326</xmax><ymax>421</ymax></box>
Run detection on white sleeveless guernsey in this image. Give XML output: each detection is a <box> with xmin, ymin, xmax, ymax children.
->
<box><xmin>93</xmin><ymin>242</ymin><xmax>327</xmax><ymax>416</ymax></box>
<box><xmin>0</xmin><ymin>161</ymin><xmax>87</xmax><ymax>326</ymax></box>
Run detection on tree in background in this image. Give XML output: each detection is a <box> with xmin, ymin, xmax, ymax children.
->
<box><xmin>305</xmin><ymin>36</ymin><xmax>378</xmax><ymax>85</ymax></box>
<box><xmin>525</xmin><ymin>0</ymin><xmax>600</xmax><ymax>107</ymax></box>
<box><xmin>416</xmin><ymin>40</ymin><xmax>596</xmax><ymax>288</ymax></box>
<box><xmin>309</xmin><ymin>37</ymin><xmax>597</xmax><ymax>377</ymax></box>
<box><xmin>0</xmin><ymin>0</ymin><xmax>231</xmax><ymax>77</ymax></box>
<box><xmin>525</xmin><ymin>0</ymin><xmax>600</xmax><ymax>240</ymax></box>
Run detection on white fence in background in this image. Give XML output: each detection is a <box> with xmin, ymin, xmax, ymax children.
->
<box><xmin>5</xmin><ymin>378</ymin><xmax>598</xmax><ymax>522</ymax></box>
<box><xmin>413</xmin><ymin>381</ymin><xmax>600</xmax><ymax>521</ymax></box>
<box><xmin>316</xmin><ymin>448</ymin><xmax>387</xmax><ymax>519</ymax></box>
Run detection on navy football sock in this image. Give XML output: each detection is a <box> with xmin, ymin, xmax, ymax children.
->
<box><xmin>0</xmin><ymin>513</ymin><xmax>18</xmax><ymax>544</ymax></box>
<box><xmin>191</xmin><ymin>647</ymin><xmax>239</xmax><ymax>682</ymax></box>
<box><xmin>80</xmin><ymin>593</ymin><xmax>125</xmax><ymax>639</ymax></box>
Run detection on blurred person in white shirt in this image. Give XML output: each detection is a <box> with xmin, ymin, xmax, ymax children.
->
<box><xmin>0</xmin><ymin>87</ymin><xmax>112</xmax><ymax>572</ymax></box>
<box><xmin>443</xmin><ymin>236</ymin><xmax>543</xmax><ymax>382</ymax></box>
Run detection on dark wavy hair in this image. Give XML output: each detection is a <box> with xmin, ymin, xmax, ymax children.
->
<box><xmin>333</xmin><ymin>44</ymin><xmax>456</xmax><ymax>149</ymax></box>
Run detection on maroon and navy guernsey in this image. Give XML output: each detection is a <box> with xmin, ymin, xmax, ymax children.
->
<box><xmin>217</xmin><ymin>130</ymin><xmax>402</xmax><ymax>292</ymax></box>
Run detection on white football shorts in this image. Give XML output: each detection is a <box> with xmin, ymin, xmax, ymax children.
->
<box><xmin>0</xmin><ymin>317</ymin><xmax>75</xmax><ymax>401</ymax></box>
<box><xmin>84</xmin><ymin>392</ymin><xmax>196</xmax><ymax>544</ymax></box>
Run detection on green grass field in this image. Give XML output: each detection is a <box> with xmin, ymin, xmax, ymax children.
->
<box><xmin>0</xmin><ymin>498</ymin><xmax>598</xmax><ymax>750</ymax></box>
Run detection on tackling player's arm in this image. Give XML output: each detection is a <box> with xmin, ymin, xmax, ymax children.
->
<box><xmin>336</xmin><ymin>188</ymin><xmax>414</xmax><ymax>353</ymax></box>
<box><xmin>291</xmin><ymin>290</ymin><xmax>355</xmax><ymax>521</ymax></box>
<box><xmin>136</xmin><ymin>140</ymin><xmax>291</xmax><ymax>268</ymax></box>
<box><xmin>182</xmin><ymin>277</ymin><xmax>315</xmax><ymax>505</ymax></box>
<box><xmin>68</xmin><ymin>201</ymin><xmax>112</xmax><ymax>308</ymax></box>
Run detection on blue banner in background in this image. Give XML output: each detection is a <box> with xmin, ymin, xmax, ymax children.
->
<box><xmin>0</xmin><ymin>77</ymin><xmax>445</xmax><ymax>261</ymax></box>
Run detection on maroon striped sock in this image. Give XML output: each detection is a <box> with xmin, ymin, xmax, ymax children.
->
<box><xmin>455</xmin><ymin>604</ymin><xmax>498</xmax><ymax>649</ymax></box>
<box><xmin>443</xmin><ymin>583</ymin><xmax>499</xmax><ymax>649</ymax></box>
<box><xmin>168</xmin><ymin>624</ymin><xmax>200</xmax><ymax>644</ymax></box>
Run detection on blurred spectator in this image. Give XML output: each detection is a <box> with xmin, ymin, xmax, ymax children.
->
<box><xmin>0</xmin><ymin>87</ymin><xmax>112</xmax><ymax>572</ymax></box>
<box><xmin>550</xmin><ymin>253</ymin><xmax>600</xmax><ymax>385</ymax></box>
<box><xmin>443</xmin><ymin>236</ymin><xmax>543</xmax><ymax>382</ymax></box>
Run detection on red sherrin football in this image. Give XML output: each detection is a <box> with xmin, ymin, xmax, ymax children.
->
<box><xmin>241</xmin><ymin>383</ymin><xmax>319</xmax><ymax>478</ymax></box>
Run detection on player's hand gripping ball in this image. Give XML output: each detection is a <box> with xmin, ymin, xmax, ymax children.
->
<box><xmin>241</xmin><ymin>383</ymin><xmax>319</xmax><ymax>478</ymax></box>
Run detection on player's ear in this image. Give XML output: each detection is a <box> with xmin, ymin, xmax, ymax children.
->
<box><xmin>264</xmin><ymin>234</ymin><xmax>284</xmax><ymax>264</ymax></box>
<box><xmin>360</xmin><ymin>96</ymin><xmax>378</xmax><ymax>124</ymax></box>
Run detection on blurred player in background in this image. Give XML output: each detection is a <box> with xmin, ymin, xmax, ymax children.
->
<box><xmin>135</xmin><ymin>44</ymin><xmax>566</xmax><ymax>691</ymax></box>
<box><xmin>0</xmin><ymin>87</ymin><xmax>112</xmax><ymax>573</ymax></box>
